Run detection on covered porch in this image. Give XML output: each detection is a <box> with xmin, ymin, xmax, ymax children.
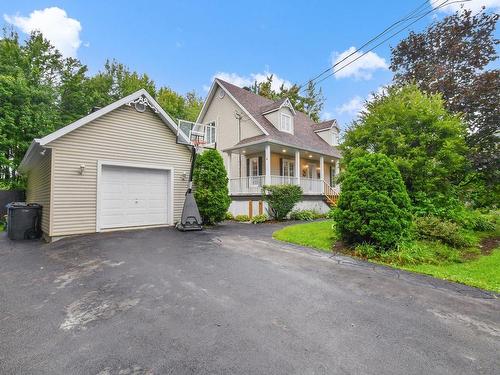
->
<box><xmin>223</xmin><ymin>142</ymin><xmax>340</xmax><ymax>199</ymax></box>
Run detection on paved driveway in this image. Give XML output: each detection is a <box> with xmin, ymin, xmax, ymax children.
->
<box><xmin>1</xmin><ymin>222</ymin><xmax>499</xmax><ymax>375</ymax></box>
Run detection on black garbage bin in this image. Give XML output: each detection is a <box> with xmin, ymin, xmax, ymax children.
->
<box><xmin>6</xmin><ymin>203</ymin><xmax>42</xmax><ymax>240</ymax></box>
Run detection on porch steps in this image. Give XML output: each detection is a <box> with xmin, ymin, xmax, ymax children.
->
<box><xmin>322</xmin><ymin>180</ymin><xmax>339</xmax><ymax>207</ymax></box>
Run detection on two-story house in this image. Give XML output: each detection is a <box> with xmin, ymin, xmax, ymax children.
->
<box><xmin>196</xmin><ymin>78</ymin><xmax>341</xmax><ymax>217</ymax></box>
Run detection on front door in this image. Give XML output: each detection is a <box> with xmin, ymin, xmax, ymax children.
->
<box><xmin>307</xmin><ymin>163</ymin><xmax>316</xmax><ymax>179</ymax></box>
<box><xmin>282</xmin><ymin>159</ymin><xmax>295</xmax><ymax>184</ymax></box>
<box><xmin>249</xmin><ymin>157</ymin><xmax>260</xmax><ymax>187</ymax></box>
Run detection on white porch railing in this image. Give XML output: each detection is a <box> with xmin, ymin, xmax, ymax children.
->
<box><xmin>300</xmin><ymin>177</ymin><xmax>324</xmax><ymax>194</ymax></box>
<box><xmin>230</xmin><ymin>175</ymin><xmax>327</xmax><ymax>195</ymax></box>
<box><xmin>270</xmin><ymin>175</ymin><xmax>299</xmax><ymax>186</ymax></box>
<box><xmin>229</xmin><ymin>176</ymin><xmax>265</xmax><ymax>194</ymax></box>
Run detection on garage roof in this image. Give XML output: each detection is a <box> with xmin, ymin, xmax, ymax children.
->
<box><xmin>20</xmin><ymin>89</ymin><xmax>189</xmax><ymax>172</ymax></box>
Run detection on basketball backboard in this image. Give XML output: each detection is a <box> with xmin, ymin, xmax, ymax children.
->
<box><xmin>177</xmin><ymin>120</ymin><xmax>216</xmax><ymax>149</ymax></box>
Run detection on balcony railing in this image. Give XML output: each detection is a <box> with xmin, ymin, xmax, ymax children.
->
<box><xmin>230</xmin><ymin>175</ymin><xmax>328</xmax><ymax>195</ymax></box>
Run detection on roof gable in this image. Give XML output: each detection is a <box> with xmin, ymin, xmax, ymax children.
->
<box><xmin>37</xmin><ymin>89</ymin><xmax>188</xmax><ymax>146</ymax></box>
<box><xmin>197</xmin><ymin>79</ymin><xmax>269</xmax><ymax>136</ymax></box>
<box><xmin>20</xmin><ymin>90</ymin><xmax>190</xmax><ymax>171</ymax></box>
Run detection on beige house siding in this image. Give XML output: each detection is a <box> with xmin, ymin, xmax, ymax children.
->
<box><xmin>263</xmin><ymin>107</ymin><xmax>294</xmax><ymax>133</ymax></box>
<box><xmin>25</xmin><ymin>151</ymin><xmax>51</xmax><ymax>234</ymax></box>
<box><xmin>316</xmin><ymin>129</ymin><xmax>332</xmax><ymax>145</ymax></box>
<box><xmin>46</xmin><ymin>105</ymin><xmax>191</xmax><ymax>237</ymax></box>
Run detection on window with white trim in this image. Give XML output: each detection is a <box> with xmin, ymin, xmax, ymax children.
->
<box><xmin>205</xmin><ymin>122</ymin><xmax>216</xmax><ymax>145</ymax></box>
<box><xmin>280</xmin><ymin>113</ymin><xmax>293</xmax><ymax>133</ymax></box>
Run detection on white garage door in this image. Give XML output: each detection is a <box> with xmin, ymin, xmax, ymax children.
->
<box><xmin>99</xmin><ymin>165</ymin><xmax>171</xmax><ymax>230</ymax></box>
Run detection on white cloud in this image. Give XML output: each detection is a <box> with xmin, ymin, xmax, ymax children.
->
<box><xmin>4</xmin><ymin>7</ymin><xmax>82</xmax><ymax>57</ymax></box>
<box><xmin>431</xmin><ymin>0</ymin><xmax>500</xmax><ymax>13</ymax></box>
<box><xmin>335</xmin><ymin>96</ymin><xmax>365</xmax><ymax>115</ymax></box>
<box><xmin>335</xmin><ymin>86</ymin><xmax>388</xmax><ymax>118</ymax></box>
<box><xmin>331</xmin><ymin>46</ymin><xmax>388</xmax><ymax>80</ymax></box>
<box><xmin>210</xmin><ymin>71</ymin><xmax>292</xmax><ymax>91</ymax></box>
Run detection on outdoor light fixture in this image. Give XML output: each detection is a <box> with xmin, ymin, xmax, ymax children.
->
<box><xmin>282</xmin><ymin>149</ymin><xmax>287</xmax><ymax>153</ymax></box>
<box><xmin>79</xmin><ymin>164</ymin><xmax>86</xmax><ymax>175</ymax></box>
<box><xmin>309</xmin><ymin>155</ymin><xmax>313</xmax><ymax>158</ymax></box>
<box><xmin>242</xmin><ymin>150</ymin><xmax>246</xmax><ymax>154</ymax></box>
<box><xmin>182</xmin><ymin>171</ymin><xmax>188</xmax><ymax>181</ymax></box>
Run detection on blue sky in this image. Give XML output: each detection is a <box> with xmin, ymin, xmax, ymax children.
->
<box><xmin>2</xmin><ymin>1</ymin><xmax>499</xmax><ymax>129</ymax></box>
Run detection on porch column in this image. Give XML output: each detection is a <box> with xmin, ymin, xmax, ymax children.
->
<box><xmin>265</xmin><ymin>144</ymin><xmax>271</xmax><ymax>186</ymax></box>
<box><xmin>319</xmin><ymin>156</ymin><xmax>324</xmax><ymax>193</ymax></box>
<box><xmin>335</xmin><ymin>159</ymin><xmax>340</xmax><ymax>186</ymax></box>
<box><xmin>294</xmin><ymin>150</ymin><xmax>300</xmax><ymax>186</ymax></box>
<box><xmin>226</xmin><ymin>151</ymin><xmax>232</xmax><ymax>193</ymax></box>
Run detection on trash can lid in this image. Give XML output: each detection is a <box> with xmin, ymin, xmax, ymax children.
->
<box><xmin>6</xmin><ymin>202</ymin><xmax>42</xmax><ymax>209</ymax></box>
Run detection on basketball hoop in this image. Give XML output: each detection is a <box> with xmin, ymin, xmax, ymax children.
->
<box><xmin>192</xmin><ymin>139</ymin><xmax>207</xmax><ymax>153</ymax></box>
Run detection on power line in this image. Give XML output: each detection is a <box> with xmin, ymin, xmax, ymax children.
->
<box><xmin>311</xmin><ymin>0</ymin><xmax>468</xmax><ymax>88</ymax></box>
<box><xmin>299</xmin><ymin>0</ymin><xmax>470</xmax><ymax>92</ymax></box>
<box><xmin>301</xmin><ymin>0</ymin><xmax>438</xmax><ymax>88</ymax></box>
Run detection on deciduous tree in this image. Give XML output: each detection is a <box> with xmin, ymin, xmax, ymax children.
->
<box><xmin>390</xmin><ymin>9</ymin><xmax>499</xmax><ymax>193</ymax></box>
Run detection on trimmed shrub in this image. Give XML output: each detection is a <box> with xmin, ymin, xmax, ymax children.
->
<box><xmin>250</xmin><ymin>214</ymin><xmax>268</xmax><ymax>224</ymax></box>
<box><xmin>262</xmin><ymin>184</ymin><xmax>302</xmax><ymax>221</ymax></box>
<box><xmin>415</xmin><ymin>216</ymin><xmax>476</xmax><ymax>248</ymax></box>
<box><xmin>235</xmin><ymin>214</ymin><xmax>250</xmax><ymax>222</ymax></box>
<box><xmin>289</xmin><ymin>209</ymin><xmax>317</xmax><ymax>221</ymax></box>
<box><xmin>225</xmin><ymin>211</ymin><xmax>234</xmax><ymax>220</ymax></box>
<box><xmin>193</xmin><ymin>149</ymin><xmax>231</xmax><ymax>225</ymax></box>
<box><xmin>334</xmin><ymin>153</ymin><xmax>413</xmax><ymax>250</ymax></box>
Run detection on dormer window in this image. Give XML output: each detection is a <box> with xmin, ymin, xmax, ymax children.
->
<box><xmin>280</xmin><ymin>113</ymin><xmax>293</xmax><ymax>133</ymax></box>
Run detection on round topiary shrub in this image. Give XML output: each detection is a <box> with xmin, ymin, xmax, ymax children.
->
<box><xmin>193</xmin><ymin>149</ymin><xmax>231</xmax><ymax>225</ymax></box>
<box><xmin>334</xmin><ymin>153</ymin><xmax>413</xmax><ymax>250</ymax></box>
<box><xmin>262</xmin><ymin>184</ymin><xmax>302</xmax><ymax>221</ymax></box>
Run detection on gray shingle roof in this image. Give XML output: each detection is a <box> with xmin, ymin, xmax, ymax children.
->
<box><xmin>217</xmin><ymin>79</ymin><xmax>341</xmax><ymax>158</ymax></box>
<box><xmin>260</xmin><ymin>98</ymin><xmax>288</xmax><ymax>114</ymax></box>
<box><xmin>312</xmin><ymin>119</ymin><xmax>338</xmax><ymax>132</ymax></box>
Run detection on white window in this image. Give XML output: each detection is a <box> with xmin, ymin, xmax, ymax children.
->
<box><xmin>332</xmin><ymin>132</ymin><xmax>338</xmax><ymax>146</ymax></box>
<box><xmin>280</xmin><ymin>113</ymin><xmax>293</xmax><ymax>133</ymax></box>
<box><xmin>205</xmin><ymin>122</ymin><xmax>216</xmax><ymax>145</ymax></box>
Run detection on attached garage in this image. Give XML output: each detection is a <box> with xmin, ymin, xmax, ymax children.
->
<box><xmin>19</xmin><ymin>90</ymin><xmax>192</xmax><ymax>241</ymax></box>
<box><xmin>97</xmin><ymin>163</ymin><xmax>173</xmax><ymax>230</ymax></box>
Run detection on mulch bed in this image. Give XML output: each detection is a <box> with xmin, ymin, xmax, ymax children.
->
<box><xmin>479</xmin><ymin>236</ymin><xmax>500</xmax><ymax>255</ymax></box>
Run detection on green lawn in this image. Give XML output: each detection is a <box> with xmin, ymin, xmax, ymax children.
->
<box><xmin>273</xmin><ymin>220</ymin><xmax>336</xmax><ymax>252</ymax></box>
<box><xmin>273</xmin><ymin>220</ymin><xmax>500</xmax><ymax>293</ymax></box>
<box><xmin>401</xmin><ymin>249</ymin><xmax>500</xmax><ymax>292</ymax></box>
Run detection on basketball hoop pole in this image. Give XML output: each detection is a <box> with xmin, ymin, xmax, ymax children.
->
<box><xmin>186</xmin><ymin>138</ymin><xmax>206</xmax><ymax>194</ymax></box>
<box><xmin>176</xmin><ymin>137</ymin><xmax>204</xmax><ymax>231</ymax></box>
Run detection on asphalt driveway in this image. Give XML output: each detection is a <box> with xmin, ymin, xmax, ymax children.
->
<box><xmin>1</xmin><ymin>222</ymin><xmax>499</xmax><ymax>375</ymax></box>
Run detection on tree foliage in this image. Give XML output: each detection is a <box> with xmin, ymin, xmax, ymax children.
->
<box><xmin>341</xmin><ymin>85</ymin><xmax>468</xmax><ymax>205</ymax></box>
<box><xmin>193</xmin><ymin>149</ymin><xmax>231</xmax><ymax>225</ymax></box>
<box><xmin>334</xmin><ymin>153</ymin><xmax>413</xmax><ymax>250</ymax></box>
<box><xmin>244</xmin><ymin>75</ymin><xmax>325</xmax><ymax>122</ymax></box>
<box><xmin>390</xmin><ymin>9</ymin><xmax>499</xmax><ymax>191</ymax></box>
<box><xmin>262</xmin><ymin>184</ymin><xmax>302</xmax><ymax>220</ymax></box>
<box><xmin>0</xmin><ymin>29</ymin><xmax>204</xmax><ymax>185</ymax></box>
